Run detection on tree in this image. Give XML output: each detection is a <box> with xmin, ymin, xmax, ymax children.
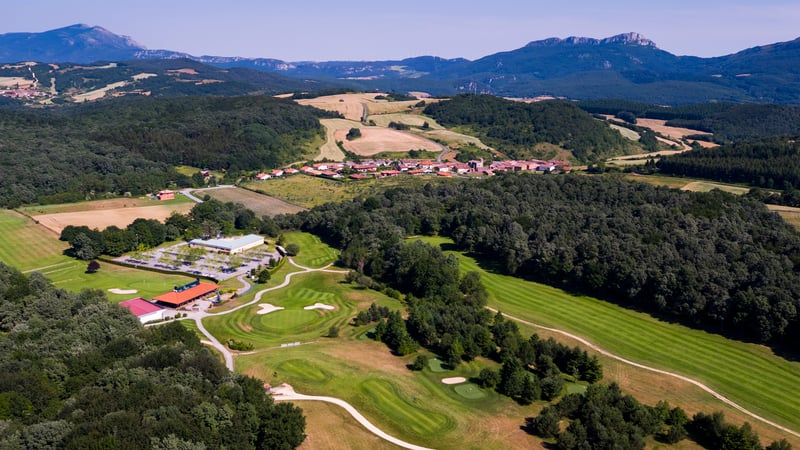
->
<box><xmin>477</xmin><ymin>368</ymin><xmax>499</xmax><ymax>389</ymax></box>
<box><xmin>409</xmin><ymin>355</ymin><xmax>428</xmax><ymax>371</ymax></box>
<box><xmin>257</xmin><ymin>270</ymin><xmax>271</xmax><ymax>284</ymax></box>
<box><xmin>326</xmin><ymin>326</ymin><xmax>339</xmax><ymax>338</ymax></box>
<box><xmin>86</xmin><ymin>261</ymin><xmax>100</xmax><ymax>274</ymax></box>
<box><xmin>71</xmin><ymin>232</ymin><xmax>98</xmax><ymax>261</ymax></box>
<box><xmin>346</xmin><ymin>128</ymin><xmax>361</xmax><ymax>140</ymax></box>
<box><xmin>285</xmin><ymin>243</ymin><xmax>300</xmax><ymax>256</ymax></box>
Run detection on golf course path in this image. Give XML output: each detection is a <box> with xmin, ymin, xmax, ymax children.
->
<box><xmin>272</xmin><ymin>383</ymin><xmax>434</xmax><ymax>450</ymax></box>
<box><xmin>487</xmin><ymin>307</ymin><xmax>800</xmax><ymax>439</ymax></box>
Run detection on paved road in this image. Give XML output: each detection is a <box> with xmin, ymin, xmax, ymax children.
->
<box><xmin>272</xmin><ymin>383</ymin><xmax>435</xmax><ymax>450</ymax></box>
<box><xmin>487</xmin><ymin>307</ymin><xmax>800</xmax><ymax>439</ymax></box>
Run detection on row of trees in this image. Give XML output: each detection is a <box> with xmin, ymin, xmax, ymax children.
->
<box><xmin>0</xmin><ymin>263</ymin><xmax>306</xmax><ymax>449</ymax></box>
<box><xmin>285</xmin><ymin>173</ymin><xmax>800</xmax><ymax>350</ymax></box>
<box><xmin>423</xmin><ymin>94</ymin><xmax>635</xmax><ymax>162</ymax></box>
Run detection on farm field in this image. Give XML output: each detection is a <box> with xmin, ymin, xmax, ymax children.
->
<box><xmin>296</xmin><ymin>93</ymin><xmax>436</xmax><ymax>121</ymax></box>
<box><xmin>624</xmin><ymin>173</ymin><xmax>749</xmax><ymax>191</ymax></box>
<box><xmin>680</xmin><ymin>180</ymin><xmax>750</xmax><ymax>195</ymax></box>
<box><xmin>366</xmin><ymin>113</ymin><xmax>445</xmax><ymax>129</ymax></box>
<box><xmin>17</xmin><ymin>195</ymin><xmax>192</xmax><ymax>215</ymax></box>
<box><xmin>318</xmin><ymin>118</ymin><xmax>359</xmax><ymax>161</ymax></box>
<box><xmin>417</xmin><ymin>236</ymin><xmax>800</xmax><ymax>444</ymax></box>
<box><xmin>199</xmin><ymin>186</ymin><xmax>306</xmax><ymax>216</ymax></box>
<box><xmin>244</xmin><ymin>175</ymin><xmax>454</xmax><ymax>209</ymax></box>
<box><xmin>337</xmin><ymin>127</ymin><xmax>443</xmax><ymax>156</ymax></box>
<box><xmin>0</xmin><ymin>209</ymin><xmax>192</xmax><ymax>301</ymax></box>
<box><xmin>30</xmin><ymin>199</ymin><xmax>194</xmax><ymax>234</ymax></box>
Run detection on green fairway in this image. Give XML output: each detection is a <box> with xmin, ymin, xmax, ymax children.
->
<box><xmin>417</xmin><ymin>236</ymin><xmax>800</xmax><ymax>433</ymax></box>
<box><xmin>0</xmin><ymin>210</ymin><xmax>69</xmax><ymax>271</ymax></box>
<box><xmin>0</xmin><ymin>210</ymin><xmax>192</xmax><ymax>301</ymax></box>
<box><xmin>283</xmin><ymin>231</ymin><xmax>339</xmax><ymax>268</ymax></box>
<box><xmin>236</xmin><ymin>343</ymin><xmax>531</xmax><ymax>449</ymax></box>
<box><xmin>202</xmin><ymin>270</ymin><xmax>403</xmax><ymax>349</ymax></box>
<box><xmin>428</xmin><ymin>358</ymin><xmax>447</xmax><ymax>372</ymax></box>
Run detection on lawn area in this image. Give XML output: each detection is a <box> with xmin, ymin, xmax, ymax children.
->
<box><xmin>282</xmin><ymin>231</ymin><xmax>339</xmax><ymax>268</ymax></box>
<box><xmin>0</xmin><ymin>209</ymin><xmax>194</xmax><ymax>301</ymax></box>
<box><xmin>417</xmin><ymin>236</ymin><xmax>800</xmax><ymax>439</ymax></box>
<box><xmin>203</xmin><ymin>270</ymin><xmax>401</xmax><ymax>349</ymax></box>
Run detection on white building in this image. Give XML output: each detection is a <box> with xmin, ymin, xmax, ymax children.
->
<box><xmin>119</xmin><ymin>298</ymin><xmax>165</xmax><ymax>323</ymax></box>
<box><xmin>189</xmin><ymin>234</ymin><xmax>265</xmax><ymax>254</ymax></box>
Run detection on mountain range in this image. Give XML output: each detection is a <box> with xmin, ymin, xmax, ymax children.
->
<box><xmin>2</xmin><ymin>24</ymin><xmax>800</xmax><ymax>104</ymax></box>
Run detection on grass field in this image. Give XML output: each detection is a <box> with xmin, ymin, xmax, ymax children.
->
<box><xmin>0</xmin><ymin>209</ymin><xmax>194</xmax><ymax>301</ymax></box>
<box><xmin>680</xmin><ymin>181</ymin><xmax>751</xmax><ymax>195</ymax></box>
<box><xmin>199</xmin><ymin>186</ymin><xmax>305</xmax><ymax>216</ymax></box>
<box><xmin>366</xmin><ymin>113</ymin><xmax>445</xmax><ymax>130</ymax></box>
<box><xmin>417</xmin><ymin>236</ymin><xmax>800</xmax><ymax>442</ymax></box>
<box><xmin>17</xmin><ymin>195</ymin><xmax>193</xmax><ymax>215</ymax></box>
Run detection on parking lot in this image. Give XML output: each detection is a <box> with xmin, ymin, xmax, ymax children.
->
<box><xmin>116</xmin><ymin>242</ymin><xmax>281</xmax><ymax>281</ymax></box>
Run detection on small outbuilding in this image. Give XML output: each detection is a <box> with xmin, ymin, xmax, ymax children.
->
<box><xmin>120</xmin><ymin>297</ymin><xmax>165</xmax><ymax>323</ymax></box>
<box><xmin>156</xmin><ymin>190</ymin><xmax>175</xmax><ymax>201</ymax></box>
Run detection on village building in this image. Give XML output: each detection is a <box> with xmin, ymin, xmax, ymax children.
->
<box><xmin>156</xmin><ymin>190</ymin><xmax>175</xmax><ymax>201</ymax></box>
<box><xmin>119</xmin><ymin>297</ymin><xmax>165</xmax><ymax>323</ymax></box>
<box><xmin>189</xmin><ymin>234</ymin><xmax>265</xmax><ymax>254</ymax></box>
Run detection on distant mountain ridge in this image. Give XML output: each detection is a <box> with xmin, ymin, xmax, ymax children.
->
<box><xmin>2</xmin><ymin>24</ymin><xmax>800</xmax><ymax>104</ymax></box>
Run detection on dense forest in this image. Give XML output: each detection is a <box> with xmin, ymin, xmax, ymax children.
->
<box><xmin>0</xmin><ymin>263</ymin><xmax>306</xmax><ymax>449</ymax></box>
<box><xmin>0</xmin><ymin>96</ymin><xmax>333</xmax><ymax>207</ymax></box>
<box><xmin>423</xmin><ymin>94</ymin><xmax>634</xmax><ymax>162</ymax></box>
<box><xmin>577</xmin><ymin>99</ymin><xmax>800</xmax><ymax>143</ymax></box>
<box><xmin>285</xmin><ymin>173</ymin><xmax>800</xmax><ymax>351</ymax></box>
<box><xmin>658</xmin><ymin>137</ymin><xmax>800</xmax><ymax>192</ymax></box>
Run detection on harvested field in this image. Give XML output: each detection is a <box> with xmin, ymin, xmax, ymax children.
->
<box><xmin>317</xmin><ymin>118</ymin><xmax>357</xmax><ymax>161</ymax></box>
<box><xmin>418</xmin><ymin>128</ymin><xmax>493</xmax><ymax>150</ymax></box>
<box><xmin>635</xmin><ymin>118</ymin><xmax>712</xmax><ymax>140</ymax></box>
<box><xmin>767</xmin><ymin>204</ymin><xmax>800</xmax><ymax>230</ymax></box>
<box><xmin>34</xmin><ymin>203</ymin><xmax>194</xmax><ymax>234</ymax></box>
<box><xmin>19</xmin><ymin>197</ymin><xmax>189</xmax><ymax>215</ymax></box>
<box><xmin>0</xmin><ymin>77</ymin><xmax>34</xmax><ymax>88</ymax></box>
<box><xmin>367</xmin><ymin>113</ymin><xmax>444</xmax><ymax>129</ymax></box>
<box><xmin>297</xmin><ymin>93</ymin><xmax>439</xmax><ymax>121</ymax></box>
<box><xmin>608</xmin><ymin>123</ymin><xmax>640</xmax><ymax>141</ymax></box>
<box><xmin>681</xmin><ymin>181</ymin><xmax>750</xmax><ymax>195</ymax></box>
<box><xmin>337</xmin><ymin>128</ymin><xmax>442</xmax><ymax>156</ymax></box>
<box><xmin>201</xmin><ymin>186</ymin><xmax>305</xmax><ymax>216</ymax></box>
<box><xmin>71</xmin><ymin>81</ymin><xmax>127</xmax><ymax>102</ymax></box>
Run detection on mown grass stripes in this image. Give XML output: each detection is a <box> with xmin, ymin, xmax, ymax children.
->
<box><xmin>419</xmin><ymin>236</ymin><xmax>800</xmax><ymax>431</ymax></box>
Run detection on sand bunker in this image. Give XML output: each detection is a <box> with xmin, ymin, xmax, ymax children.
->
<box><xmin>441</xmin><ymin>377</ymin><xmax>467</xmax><ymax>385</ymax></box>
<box><xmin>304</xmin><ymin>303</ymin><xmax>335</xmax><ymax>311</ymax></box>
<box><xmin>257</xmin><ymin>303</ymin><xmax>285</xmax><ymax>315</ymax></box>
<box><xmin>108</xmin><ymin>288</ymin><xmax>138</xmax><ymax>295</ymax></box>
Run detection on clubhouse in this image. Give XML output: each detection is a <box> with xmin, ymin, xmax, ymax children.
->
<box><xmin>153</xmin><ymin>280</ymin><xmax>220</xmax><ymax>308</ymax></box>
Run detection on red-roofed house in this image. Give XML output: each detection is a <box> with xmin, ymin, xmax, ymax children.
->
<box><xmin>156</xmin><ymin>190</ymin><xmax>175</xmax><ymax>201</ymax></box>
<box><xmin>119</xmin><ymin>298</ymin><xmax>165</xmax><ymax>323</ymax></box>
<box><xmin>153</xmin><ymin>282</ymin><xmax>220</xmax><ymax>308</ymax></box>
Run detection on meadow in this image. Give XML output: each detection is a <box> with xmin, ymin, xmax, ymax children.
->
<box><xmin>418</xmin><ymin>236</ymin><xmax>800</xmax><ymax>443</ymax></box>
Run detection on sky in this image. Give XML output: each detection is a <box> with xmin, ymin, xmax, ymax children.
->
<box><xmin>3</xmin><ymin>0</ymin><xmax>799</xmax><ymax>61</ymax></box>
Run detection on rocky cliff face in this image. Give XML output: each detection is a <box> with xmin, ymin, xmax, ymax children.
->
<box><xmin>526</xmin><ymin>32</ymin><xmax>656</xmax><ymax>48</ymax></box>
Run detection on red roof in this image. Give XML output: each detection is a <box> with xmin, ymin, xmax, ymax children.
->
<box><xmin>153</xmin><ymin>282</ymin><xmax>219</xmax><ymax>307</ymax></box>
<box><xmin>120</xmin><ymin>297</ymin><xmax>163</xmax><ymax>317</ymax></box>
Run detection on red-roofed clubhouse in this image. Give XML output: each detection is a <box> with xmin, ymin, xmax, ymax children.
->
<box><xmin>153</xmin><ymin>281</ymin><xmax>220</xmax><ymax>307</ymax></box>
<box><xmin>119</xmin><ymin>297</ymin><xmax>165</xmax><ymax>323</ymax></box>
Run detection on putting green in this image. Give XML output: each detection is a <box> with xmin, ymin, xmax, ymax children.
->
<box><xmin>453</xmin><ymin>383</ymin><xmax>486</xmax><ymax>400</ymax></box>
<box><xmin>428</xmin><ymin>358</ymin><xmax>447</xmax><ymax>372</ymax></box>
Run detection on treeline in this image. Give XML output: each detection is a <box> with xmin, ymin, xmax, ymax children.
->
<box><xmin>0</xmin><ymin>263</ymin><xmax>306</xmax><ymax>449</ymax></box>
<box><xmin>0</xmin><ymin>95</ymin><xmax>332</xmax><ymax>207</ymax></box>
<box><xmin>61</xmin><ymin>198</ymin><xmax>280</xmax><ymax>259</ymax></box>
<box><xmin>526</xmin><ymin>383</ymin><xmax>790</xmax><ymax>450</ymax></box>
<box><xmin>658</xmin><ymin>137</ymin><xmax>800</xmax><ymax>191</ymax></box>
<box><xmin>286</xmin><ymin>173</ymin><xmax>800</xmax><ymax>350</ymax></box>
<box><xmin>423</xmin><ymin>94</ymin><xmax>634</xmax><ymax>162</ymax></box>
<box><xmin>578</xmin><ymin>99</ymin><xmax>800</xmax><ymax>143</ymax></box>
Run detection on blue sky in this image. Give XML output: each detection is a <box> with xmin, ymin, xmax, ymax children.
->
<box><xmin>3</xmin><ymin>0</ymin><xmax>799</xmax><ymax>60</ymax></box>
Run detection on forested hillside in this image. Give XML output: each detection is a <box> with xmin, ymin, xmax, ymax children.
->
<box><xmin>577</xmin><ymin>100</ymin><xmax>800</xmax><ymax>143</ymax></box>
<box><xmin>658</xmin><ymin>137</ymin><xmax>800</xmax><ymax>192</ymax></box>
<box><xmin>0</xmin><ymin>263</ymin><xmax>306</xmax><ymax>449</ymax></box>
<box><xmin>424</xmin><ymin>95</ymin><xmax>634</xmax><ymax>162</ymax></box>
<box><xmin>0</xmin><ymin>96</ymin><xmax>333</xmax><ymax>207</ymax></box>
<box><xmin>287</xmin><ymin>174</ymin><xmax>800</xmax><ymax>351</ymax></box>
